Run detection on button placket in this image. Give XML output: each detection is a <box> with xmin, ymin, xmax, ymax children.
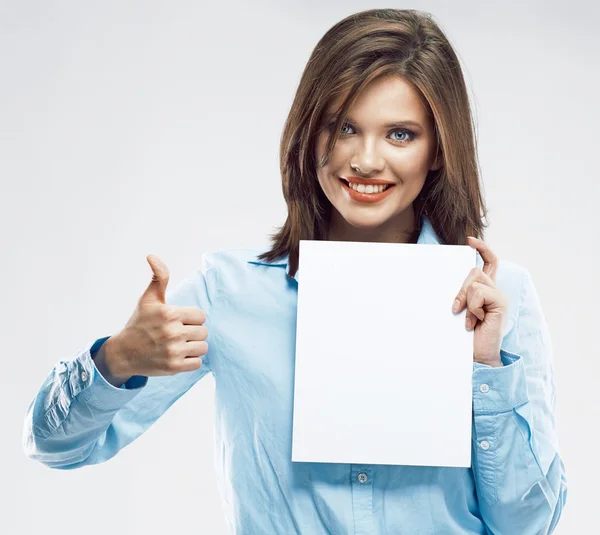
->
<box><xmin>351</xmin><ymin>465</ymin><xmax>374</xmax><ymax>535</ymax></box>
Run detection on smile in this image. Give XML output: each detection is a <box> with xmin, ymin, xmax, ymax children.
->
<box><xmin>339</xmin><ymin>178</ymin><xmax>396</xmax><ymax>203</ymax></box>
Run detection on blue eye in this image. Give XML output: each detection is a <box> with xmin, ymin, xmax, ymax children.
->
<box><xmin>390</xmin><ymin>129</ymin><xmax>415</xmax><ymax>143</ymax></box>
<box><xmin>340</xmin><ymin>122</ymin><xmax>353</xmax><ymax>135</ymax></box>
<box><xmin>328</xmin><ymin>122</ymin><xmax>415</xmax><ymax>144</ymax></box>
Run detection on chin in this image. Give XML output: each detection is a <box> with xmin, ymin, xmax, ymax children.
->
<box><xmin>336</xmin><ymin>207</ymin><xmax>395</xmax><ymax>229</ymax></box>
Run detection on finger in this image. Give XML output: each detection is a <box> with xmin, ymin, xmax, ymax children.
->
<box><xmin>140</xmin><ymin>255</ymin><xmax>170</xmax><ymax>305</ymax></box>
<box><xmin>467</xmin><ymin>237</ymin><xmax>499</xmax><ymax>283</ymax></box>
<box><xmin>183</xmin><ymin>325</ymin><xmax>208</xmax><ymax>342</ymax></box>
<box><xmin>465</xmin><ymin>281</ymin><xmax>506</xmax><ymax>332</ymax></box>
<box><xmin>465</xmin><ymin>309</ymin><xmax>479</xmax><ymax>331</ymax></box>
<box><xmin>184</xmin><ymin>340</ymin><xmax>209</xmax><ymax>358</ymax></box>
<box><xmin>466</xmin><ymin>282</ymin><xmax>488</xmax><ymax>323</ymax></box>
<box><xmin>175</xmin><ymin>356</ymin><xmax>204</xmax><ymax>373</ymax></box>
<box><xmin>177</xmin><ymin>306</ymin><xmax>207</xmax><ymax>325</ymax></box>
<box><xmin>453</xmin><ymin>267</ymin><xmax>495</xmax><ymax>313</ymax></box>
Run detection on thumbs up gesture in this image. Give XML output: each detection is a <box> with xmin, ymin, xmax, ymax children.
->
<box><xmin>100</xmin><ymin>255</ymin><xmax>209</xmax><ymax>381</ymax></box>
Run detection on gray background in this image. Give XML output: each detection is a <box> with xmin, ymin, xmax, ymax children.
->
<box><xmin>2</xmin><ymin>1</ymin><xmax>597</xmax><ymax>533</ymax></box>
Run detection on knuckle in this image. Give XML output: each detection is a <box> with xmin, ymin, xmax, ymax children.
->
<box><xmin>165</xmin><ymin>344</ymin><xmax>180</xmax><ymax>360</ymax></box>
<box><xmin>196</xmin><ymin>309</ymin><xmax>207</xmax><ymax>324</ymax></box>
<box><xmin>167</xmin><ymin>357</ymin><xmax>184</xmax><ymax>374</ymax></box>
<box><xmin>162</xmin><ymin>326</ymin><xmax>180</xmax><ymax>341</ymax></box>
<box><xmin>164</xmin><ymin>361</ymin><xmax>179</xmax><ymax>375</ymax></box>
<box><xmin>470</xmin><ymin>267</ymin><xmax>482</xmax><ymax>278</ymax></box>
<box><xmin>161</xmin><ymin>306</ymin><xmax>179</xmax><ymax>322</ymax></box>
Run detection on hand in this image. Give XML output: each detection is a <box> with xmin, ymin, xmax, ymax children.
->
<box><xmin>452</xmin><ymin>237</ymin><xmax>509</xmax><ymax>367</ymax></box>
<box><xmin>106</xmin><ymin>255</ymin><xmax>209</xmax><ymax>378</ymax></box>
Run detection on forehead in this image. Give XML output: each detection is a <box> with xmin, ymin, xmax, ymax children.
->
<box><xmin>326</xmin><ymin>75</ymin><xmax>430</xmax><ymax>120</ymax></box>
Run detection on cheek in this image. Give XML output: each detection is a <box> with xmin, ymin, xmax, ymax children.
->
<box><xmin>392</xmin><ymin>147</ymin><xmax>433</xmax><ymax>180</ymax></box>
<box><xmin>315</xmin><ymin>136</ymin><xmax>344</xmax><ymax>183</ymax></box>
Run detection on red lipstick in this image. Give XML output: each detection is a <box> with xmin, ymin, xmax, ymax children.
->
<box><xmin>339</xmin><ymin>176</ymin><xmax>396</xmax><ymax>204</ymax></box>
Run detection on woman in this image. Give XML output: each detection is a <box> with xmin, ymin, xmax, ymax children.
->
<box><xmin>23</xmin><ymin>8</ymin><xmax>567</xmax><ymax>534</ymax></box>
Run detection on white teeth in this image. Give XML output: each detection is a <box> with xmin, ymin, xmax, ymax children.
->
<box><xmin>347</xmin><ymin>182</ymin><xmax>387</xmax><ymax>193</ymax></box>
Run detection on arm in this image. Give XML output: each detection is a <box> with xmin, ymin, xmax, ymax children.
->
<box><xmin>471</xmin><ymin>269</ymin><xmax>567</xmax><ymax>534</ymax></box>
<box><xmin>22</xmin><ymin>255</ymin><xmax>217</xmax><ymax>469</ymax></box>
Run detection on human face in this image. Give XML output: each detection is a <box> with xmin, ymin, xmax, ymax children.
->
<box><xmin>315</xmin><ymin>75</ymin><xmax>442</xmax><ymax>242</ymax></box>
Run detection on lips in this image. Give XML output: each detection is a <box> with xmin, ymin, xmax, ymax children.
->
<box><xmin>339</xmin><ymin>177</ymin><xmax>396</xmax><ymax>204</ymax></box>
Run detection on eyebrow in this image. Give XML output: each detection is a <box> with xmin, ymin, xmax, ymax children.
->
<box><xmin>325</xmin><ymin>114</ymin><xmax>424</xmax><ymax>130</ymax></box>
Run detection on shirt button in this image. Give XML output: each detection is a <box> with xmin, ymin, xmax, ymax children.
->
<box><xmin>357</xmin><ymin>472</ymin><xmax>368</xmax><ymax>484</ymax></box>
<box><xmin>81</xmin><ymin>370</ymin><xmax>88</xmax><ymax>382</ymax></box>
<box><xmin>480</xmin><ymin>440</ymin><xmax>490</xmax><ymax>450</ymax></box>
<box><xmin>479</xmin><ymin>383</ymin><xmax>490</xmax><ymax>393</ymax></box>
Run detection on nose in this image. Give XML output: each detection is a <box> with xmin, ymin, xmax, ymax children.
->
<box><xmin>350</xmin><ymin>142</ymin><xmax>385</xmax><ymax>176</ymax></box>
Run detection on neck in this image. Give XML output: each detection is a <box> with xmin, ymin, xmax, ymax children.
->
<box><xmin>326</xmin><ymin>205</ymin><xmax>420</xmax><ymax>244</ymax></box>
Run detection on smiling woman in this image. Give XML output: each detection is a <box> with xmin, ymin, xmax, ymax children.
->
<box><xmin>23</xmin><ymin>7</ymin><xmax>567</xmax><ymax>535</ymax></box>
<box><xmin>316</xmin><ymin>75</ymin><xmax>442</xmax><ymax>236</ymax></box>
<box><xmin>258</xmin><ymin>8</ymin><xmax>486</xmax><ymax>275</ymax></box>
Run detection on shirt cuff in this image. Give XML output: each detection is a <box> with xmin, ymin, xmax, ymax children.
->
<box><xmin>78</xmin><ymin>339</ymin><xmax>148</xmax><ymax>411</ymax></box>
<box><xmin>472</xmin><ymin>349</ymin><xmax>529</xmax><ymax>414</ymax></box>
<box><xmin>89</xmin><ymin>336</ymin><xmax>147</xmax><ymax>391</ymax></box>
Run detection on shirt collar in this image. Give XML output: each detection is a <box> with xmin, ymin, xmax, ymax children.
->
<box><xmin>248</xmin><ymin>215</ymin><xmax>441</xmax><ymax>282</ymax></box>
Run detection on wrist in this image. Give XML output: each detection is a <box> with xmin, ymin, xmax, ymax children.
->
<box><xmin>474</xmin><ymin>355</ymin><xmax>503</xmax><ymax>368</ymax></box>
<box><xmin>94</xmin><ymin>335</ymin><xmax>132</xmax><ymax>387</ymax></box>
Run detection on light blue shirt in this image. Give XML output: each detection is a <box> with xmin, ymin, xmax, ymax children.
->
<box><xmin>23</xmin><ymin>216</ymin><xmax>567</xmax><ymax>534</ymax></box>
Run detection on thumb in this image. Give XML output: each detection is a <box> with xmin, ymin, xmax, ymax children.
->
<box><xmin>140</xmin><ymin>254</ymin><xmax>170</xmax><ymax>305</ymax></box>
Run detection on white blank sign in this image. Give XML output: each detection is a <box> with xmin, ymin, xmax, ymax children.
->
<box><xmin>291</xmin><ymin>240</ymin><xmax>476</xmax><ymax>467</ymax></box>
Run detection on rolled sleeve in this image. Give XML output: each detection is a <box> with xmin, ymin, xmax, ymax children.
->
<box><xmin>78</xmin><ymin>338</ymin><xmax>148</xmax><ymax>412</ymax></box>
<box><xmin>89</xmin><ymin>336</ymin><xmax>148</xmax><ymax>390</ymax></box>
<box><xmin>472</xmin><ymin>349</ymin><xmax>529</xmax><ymax>414</ymax></box>
<box><xmin>24</xmin><ymin>256</ymin><xmax>216</xmax><ymax>469</ymax></box>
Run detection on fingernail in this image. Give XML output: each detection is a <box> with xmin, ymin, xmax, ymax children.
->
<box><xmin>452</xmin><ymin>299</ymin><xmax>460</xmax><ymax>313</ymax></box>
<box><xmin>465</xmin><ymin>317</ymin><xmax>472</xmax><ymax>330</ymax></box>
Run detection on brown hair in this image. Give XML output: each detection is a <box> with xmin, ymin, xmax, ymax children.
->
<box><xmin>257</xmin><ymin>8</ymin><xmax>488</xmax><ymax>277</ymax></box>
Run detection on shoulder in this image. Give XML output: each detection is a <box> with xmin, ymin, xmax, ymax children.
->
<box><xmin>200</xmin><ymin>247</ymin><xmax>284</xmax><ymax>271</ymax></box>
<box><xmin>202</xmin><ymin>247</ymin><xmax>267</xmax><ymax>267</ymax></box>
<box><xmin>196</xmin><ymin>246</ymin><xmax>287</xmax><ymax>289</ymax></box>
